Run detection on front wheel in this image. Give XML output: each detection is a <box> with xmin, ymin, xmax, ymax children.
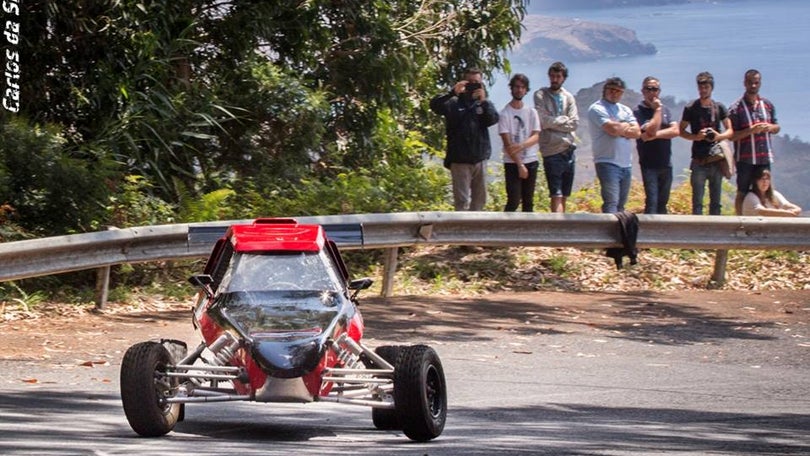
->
<box><xmin>370</xmin><ymin>345</ymin><xmax>403</xmax><ymax>431</ymax></box>
<box><xmin>120</xmin><ymin>342</ymin><xmax>181</xmax><ymax>437</ymax></box>
<box><xmin>394</xmin><ymin>345</ymin><xmax>447</xmax><ymax>442</ymax></box>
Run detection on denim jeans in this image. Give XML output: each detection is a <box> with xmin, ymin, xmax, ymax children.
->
<box><xmin>504</xmin><ymin>161</ymin><xmax>539</xmax><ymax>212</ymax></box>
<box><xmin>690</xmin><ymin>160</ymin><xmax>723</xmax><ymax>215</ymax></box>
<box><xmin>595</xmin><ymin>162</ymin><xmax>632</xmax><ymax>214</ymax></box>
<box><xmin>641</xmin><ymin>166</ymin><xmax>673</xmax><ymax>214</ymax></box>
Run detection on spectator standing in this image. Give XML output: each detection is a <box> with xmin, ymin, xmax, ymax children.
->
<box><xmin>534</xmin><ymin>62</ymin><xmax>579</xmax><ymax>212</ymax></box>
<box><xmin>498</xmin><ymin>74</ymin><xmax>541</xmax><ymax>212</ymax></box>
<box><xmin>741</xmin><ymin>168</ymin><xmax>801</xmax><ymax>216</ymax></box>
<box><xmin>633</xmin><ymin>76</ymin><xmax>680</xmax><ymax>214</ymax></box>
<box><xmin>728</xmin><ymin>69</ymin><xmax>780</xmax><ymax>215</ymax></box>
<box><xmin>587</xmin><ymin>77</ymin><xmax>641</xmax><ymax>213</ymax></box>
<box><xmin>430</xmin><ymin>67</ymin><xmax>500</xmax><ymax>211</ymax></box>
<box><xmin>678</xmin><ymin>72</ymin><xmax>733</xmax><ymax>215</ymax></box>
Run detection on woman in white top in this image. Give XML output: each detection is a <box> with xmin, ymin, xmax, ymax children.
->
<box><xmin>741</xmin><ymin>168</ymin><xmax>801</xmax><ymax>216</ymax></box>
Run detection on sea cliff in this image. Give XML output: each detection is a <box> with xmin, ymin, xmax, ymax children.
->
<box><xmin>528</xmin><ymin>0</ymin><xmax>695</xmax><ymax>11</ymax></box>
<box><xmin>511</xmin><ymin>15</ymin><xmax>656</xmax><ymax>63</ymax></box>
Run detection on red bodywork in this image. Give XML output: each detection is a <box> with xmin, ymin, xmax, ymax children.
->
<box><xmin>229</xmin><ymin>222</ymin><xmax>324</xmax><ymax>253</ymax></box>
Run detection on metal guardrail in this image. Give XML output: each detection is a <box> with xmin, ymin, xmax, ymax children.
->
<box><xmin>1</xmin><ymin>212</ymin><xmax>808</xmax><ymax>303</ymax></box>
<box><xmin>189</xmin><ymin>212</ymin><xmax>810</xmax><ymax>249</ymax></box>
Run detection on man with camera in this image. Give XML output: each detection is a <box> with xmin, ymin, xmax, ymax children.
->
<box><xmin>430</xmin><ymin>67</ymin><xmax>500</xmax><ymax>211</ymax></box>
<box><xmin>678</xmin><ymin>72</ymin><xmax>734</xmax><ymax>215</ymax></box>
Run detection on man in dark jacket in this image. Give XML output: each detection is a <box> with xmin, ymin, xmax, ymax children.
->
<box><xmin>430</xmin><ymin>67</ymin><xmax>500</xmax><ymax>211</ymax></box>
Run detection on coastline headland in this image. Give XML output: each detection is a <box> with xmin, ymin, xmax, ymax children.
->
<box><xmin>510</xmin><ymin>15</ymin><xmax>656</xmax><ymax>63</ymax></box>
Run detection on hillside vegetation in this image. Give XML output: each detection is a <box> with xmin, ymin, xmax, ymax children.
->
<box><xmin>0</xmin><ymin>2</ymin><xmax>534</xmax><ymax>241</ymax></box>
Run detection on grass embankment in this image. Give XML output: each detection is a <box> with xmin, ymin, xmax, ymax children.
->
<box><xmin>372</xmin><ymin>246</ymin><xmax>808</xmax><ymax>296</ymax></box>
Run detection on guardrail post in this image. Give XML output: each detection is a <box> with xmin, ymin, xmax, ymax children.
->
<box><xmin>381</xmin><ymin>247</ymin><xmax>399</xmax><ymax>297</ymax></box>
<box><xmin>710</xmin><ymin>249</ymin><xmax>729</xmax><ymax>288</ymax></box>
<box><xmin>94</xmin><ymin>226</ymin><xmax>118</xmax><ymax>310</ymax></box>
<box><xmin>95</xmin><ymin>265</ymin><xmax>111</xmax><ymax>310</ymax></box>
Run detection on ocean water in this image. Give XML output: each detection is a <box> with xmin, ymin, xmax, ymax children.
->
<box><xmin>491</xmin><ymin>0</ymin><xmax>809</xmax><ymax>140</ymax></box>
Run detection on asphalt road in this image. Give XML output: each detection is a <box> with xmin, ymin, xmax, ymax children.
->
<box><xmin>1</xmin><ymin>290</ymin><xmax>809</xmax><ymax>455</ymax></box>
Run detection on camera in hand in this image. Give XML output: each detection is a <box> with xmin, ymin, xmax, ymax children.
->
<box><xmin>465</xmin><ymin>82</ymin><xmax>482</xmax><ymax>93</ymax></box>
<box><xmin>704</xmin><ymin>129</ymin><xmax>716</xmax><ymax>141</ymax></box>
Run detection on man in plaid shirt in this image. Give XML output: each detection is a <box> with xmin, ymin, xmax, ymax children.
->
<box><xmin>728</xmin><ymin>69</ymin><xmax>780</xmax><ymax>215</ymax></box>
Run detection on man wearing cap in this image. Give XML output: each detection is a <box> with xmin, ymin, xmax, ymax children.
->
<box><xmin>588</xmin><ymin>77</ymin><xmax>641</xmax><ymax>213</ymax></box>
<box><xmin>679</xmin><ymin>71</ymin><xmax>733</xmax><ymax>215</ymax></box>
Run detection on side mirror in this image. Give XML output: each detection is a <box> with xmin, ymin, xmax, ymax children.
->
<box><xmin>188</xmin><ymin>274</ymin><xmax>215</xmax><ymax>298</ymax></box>
<box><xmin>348</xmin><ymin>277</ymin><xmax>373</xmax><ymax>301</ymax></box>
<box><xmin>348</xmin><ymin>277</ymin><xmax>373</xmax><ymax>291</ymax></box>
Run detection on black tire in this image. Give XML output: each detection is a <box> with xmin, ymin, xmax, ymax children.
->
<box><xmin>120</xmin><ymin>342</ymin><xmax>181</xmax><ymax>437</ymax></box>
<box><xmin>370</xmin><ymin>345</ymin><xmax>403</xmax><ymax>431</ymax></box>
<box><xmin>394</xmin><ymin>345</ymin><xmax>447</xmax><ymax>442</ymax></box>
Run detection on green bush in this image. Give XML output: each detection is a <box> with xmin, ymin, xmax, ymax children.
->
<box><xmin>218</xmin><ymin>109</ymin><xmax>451</xmax><ymax>219</ymax></box>
<box><xmin>0</xmin><ymin>118</ymin><xmax>118</xmax><ymax>235</ymax></box>
<box><xmin>104</xmin><ymin>175</ymin><xmax>177</xmax><ymax>228</ymax></box>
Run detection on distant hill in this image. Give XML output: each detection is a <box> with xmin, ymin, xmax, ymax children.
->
<box><xmin>511</xmin><ymin>15</ymin><xmax>656</xmax><ymax>63</ymax></box>
<box><xmin>527</xmin><ymin>0</ymin><xmax>699</xmax><ymax>12</ymax></box>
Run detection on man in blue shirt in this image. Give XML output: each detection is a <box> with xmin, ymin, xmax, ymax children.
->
<box><xmin>588</xmin><ymin>77</ymin><xmax>641</xmax><ymax>213</ymax></box>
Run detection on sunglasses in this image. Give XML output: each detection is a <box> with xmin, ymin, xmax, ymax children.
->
<box><xmin>643</xmin><ymin>86</ymin><xmax>660</xmax><ymax>92</ymax></box>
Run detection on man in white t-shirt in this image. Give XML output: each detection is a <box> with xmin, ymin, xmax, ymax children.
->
<box><xmin>498</xmin><ymin>74</ymin><xmax>541</xmax><ymax>212</ymax></box>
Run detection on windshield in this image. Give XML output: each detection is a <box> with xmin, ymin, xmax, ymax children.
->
<box><xmin>219</xmin><ymin>250</ymin><xmax>344</xmax><ymax>293</ymax></box>
<box><xmin>213</xmin><ymin>290</ymin><xmax>343</xmax><ymax>338</ymax></box>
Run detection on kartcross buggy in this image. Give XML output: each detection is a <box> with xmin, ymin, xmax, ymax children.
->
<box><xmin>119</xmin><ymin>218</ymin><xmax>447</xmax><ymax>442</ymax></box>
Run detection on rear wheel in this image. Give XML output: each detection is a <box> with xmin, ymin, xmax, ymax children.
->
<box><xmin>370</xmin><ymin>345</ymin><xmax>403</xmax><ymax>430</ymax></box>
<box><xmin>120</xmin><ymin>342</ymin><xmax>181</xmax><ymax>437</ymax></box>
<box><xmin>394</xmin><ymin>345</ymin><xmax>447</xmax><ymax>442</ymax></box>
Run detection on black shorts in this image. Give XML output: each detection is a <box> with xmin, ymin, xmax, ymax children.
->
<box><xmin>542</xmin><ymin>147</ymin><xmax>576</xmax><ymax>197</ymax></box>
